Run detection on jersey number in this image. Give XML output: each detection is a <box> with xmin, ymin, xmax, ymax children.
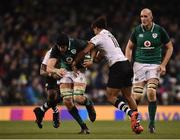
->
<box><xmin>109</xmin><ymin>35</ymin><xmax>119</xmax><ymax>48</ymax></box>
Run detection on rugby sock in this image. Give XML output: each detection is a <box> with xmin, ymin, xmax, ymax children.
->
<box><xmin>114</xmin><ymin>99</ymin><xmax>133</xmax><ymax>117</ymax></box>
<box><xmin>84</xmin><ymin>97</ymin><xmax>94</xmax><ymax>107</ymax></box>
<box><xmin>52</xmin><ymin>106</ymin><xmax>59</xmax><ymax>113</ymax></box>
<box><xmin>69</xmin><ymin>106</ymin><xmax>84</xmax><ymax>128</ymax></box>
<box><xmin>40</xmin><ymin>102</ymin><xmax>50</xmax><ymax>112</ymax></box>
<box><xmin>148</xmin><ymin>101</ymin><xmax>157</xmax><ymax>126</ymax></box>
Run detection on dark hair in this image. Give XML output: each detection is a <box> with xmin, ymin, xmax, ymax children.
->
<box><xmin>50</xmin><ymin>32</ymin><xmax>69</xmax><ymax>46</ymax></box>
<box><xmin>91</xmin><ymin>16</ymin><xmax>107</xmax><ymax>29</ymax></box>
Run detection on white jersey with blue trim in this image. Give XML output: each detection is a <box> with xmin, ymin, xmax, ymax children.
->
<box><xmin>90</xmin><ymin>29</ymin><xmax>127</xmax><ymax>66</ymax></box>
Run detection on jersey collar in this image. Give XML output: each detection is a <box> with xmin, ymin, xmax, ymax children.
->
<box><xmin>68</xmin><ymin>38</ymin><xmax>71</xmax><ymax>50</ymax></box>
<box><xmin>141</xmin><ymin>22</ymin><xmax>155</xmax><ymax>32</ymax></box>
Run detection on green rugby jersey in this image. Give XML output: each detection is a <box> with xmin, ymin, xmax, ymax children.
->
<box><xmin>50</xmin><ymin>38</ymin><xmax>88</xmax><ymax>71</ymax></box>
<box><xmin>130</xmin><ymin>23</ymin><xmax>170</xmax><ymax>64</ymax></box>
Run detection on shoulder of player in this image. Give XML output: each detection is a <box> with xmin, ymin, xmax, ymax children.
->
<box><xmin>91</xmin><ymin>34</ymin><xmax>102</xmax><ymax>41</ymax></box>
<box><xmin>152</xmin><ymin>23</ymin><xmax>168</xmax><ymax>35</ymax></box>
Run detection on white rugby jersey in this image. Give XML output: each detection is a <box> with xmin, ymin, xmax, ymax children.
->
<box><xmin>90</xmin><ymin>29</ymin><xmax>127</xmax><ymax>66</ymax></box>
<box><xmin>42</xmin><ymin>48</ymin><xmax>52</xmax><ymax>65</ymax></box>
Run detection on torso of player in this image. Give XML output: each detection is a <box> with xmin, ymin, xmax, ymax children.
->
<box><xmin>90</xmin><ymin>29</ymin><xmax>127</xmax><ymax>67</ymax></box>
<box><xmin>59</xmin><ymin>38</ymin><xmax>86</xmax><ymax>71</ymax></box>
<box><xmin>133</xmin><ymin>24</ymin><xmax>166</xmax><ymax>64</ymax></box>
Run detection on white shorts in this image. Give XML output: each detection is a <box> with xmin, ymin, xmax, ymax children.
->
<box><xmin>133</xmin><ymin>62</ymin><xmax>160</xmax><ymax>84</ymax></box>
<box><xmin>57</xmin><ymin>71</ymin><xmax>87</xmax><ymax>96</ymax></box>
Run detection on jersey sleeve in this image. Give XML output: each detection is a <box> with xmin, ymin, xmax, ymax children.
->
<box><xmin>130</xmin><ymin>28</ymin><xmax>137</xmax><ymax>44</ymax></box>
<box><xmin>49</xmin><ymin>46</ymin><xmax>60</xmax><ymax>59</ymax></box>
<box><xmin>42</xmin><ymin>50</ymin><xmax>51</xmax><ymax>65</ymax></box>
<box><xmin>90</xmin><ymin>35</ymin><xmax>101</xmax><ymax>46</ymax></box>
<box><xmin>160</xmin><ymin>27</ymin><xmax>170</xmax><ymax>44</ymax></box>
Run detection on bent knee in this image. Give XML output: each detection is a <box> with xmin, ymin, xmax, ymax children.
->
<box><xmin>63</xmin><ymin>98</ymin><xmax>74</xmax><ymax>109</ymax></box>
<box><xmin>147</xmin><ymin>82</ymin><xmax>158</xmax><ymax>101</ymax></box>
<box><xmin>47</xmin><ymin>89</ymin><xmax>58</xmax><ymax>101</ymax></box>
<box><xmin>74</xmin><ymin>95</ymin><xmax>86</xmax><ymax>104</ymax></box>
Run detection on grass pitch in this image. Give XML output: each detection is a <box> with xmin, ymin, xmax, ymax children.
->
<box><xmin>0</xmin><ymin>121</ymin><xmax>180</xmax><ymax>139</ymax></box>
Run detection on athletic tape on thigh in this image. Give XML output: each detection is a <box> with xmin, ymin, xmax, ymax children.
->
<box><xmin>147</xmin><ymin>82</ymin><xmax>158</xmax><ymax>89</ymax></box>
<box><xmin>60</xmin><ymin>88</ymin><xmax>73</xmax><ymax>97</ymax></box>
<box><xmin>73</xmin><ymin>82</ymin><xmax>86</xmax><ymax>95</ymax></box>
<box><xmin>133</xmin><ymin>86</ymin><xmax>144</xmax><ymax>94</ymax></box>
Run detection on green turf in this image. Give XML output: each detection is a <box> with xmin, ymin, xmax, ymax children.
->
<box><xmin>0</xmin><ymin>121</ymin><xmax>180</xmax><ymax>139</ymax></box>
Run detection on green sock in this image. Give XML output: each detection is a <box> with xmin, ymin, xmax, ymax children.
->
<box><xmin>84</xmin><ymin>98</ymin><xmax>93</xmax><ymax>106</ymax></box>
<box><xmin>69</xmin><ymin>106</ymin><xmax>84</xmax><ymax>127</ymax></box>
<box><xmin>148</xmin><ymin>101</ymin><xmax>157</xmax><ymax>126</ymax></box>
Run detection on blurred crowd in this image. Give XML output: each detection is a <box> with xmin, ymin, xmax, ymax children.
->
<box><xmin>0</xmin><ymin>0</ymin><xmax>180</xmax><ymax>105</ymax></box>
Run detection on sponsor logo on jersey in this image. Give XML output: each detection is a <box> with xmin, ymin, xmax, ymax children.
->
<box><xmin>71</xmin><ymin>49</ymin><xmax>76</xmax><ymax>54</ymax></box>
<box><xmin>152</xmin><ymin>33</ymin><xmax>158</xmax><ymax>38</ymax></box>
<box><xmin>144</xmin><ymin>40</ymin><xmax>151</xmax><ymax>47</ymax></box>
<box><xmin>139</xmin><ymin>34</ymin><xmax>144</xmax><ymax>38</ymax></box>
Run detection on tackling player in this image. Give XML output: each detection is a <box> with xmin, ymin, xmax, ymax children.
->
<box><xmin>33</xmin><ymin>48</ymin><xmax>61</xmax><ymax>129</ymax></box>
<box><xmin>72</xmin><ymin>16</ymin><xmax>144</xmax><ymax>134</ymax></box>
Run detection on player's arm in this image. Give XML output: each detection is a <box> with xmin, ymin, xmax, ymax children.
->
<box><xmin>47</xmin><ymin>47</ymin><xmax>66</xmax><ymax>77</ymax></box>
<box><xmin>159</xmin><ymin>27</ymin><xmax>173</xmax><ymax>75</ymax></box>
<box><xmin>40</xmin><ymin>64</ymin><xmax>49</xmax><ymax>77</ymax></box>
<box><xmin>82</xmin><ymin>48</ymin><xmax>97</xmax><ymax>68</ymax></box>
<box><xmin>159</xmin><ymin>41</ymin><xmax>173</xmax><ymax>75</ymax></box>
<box><xmin>47</xmin><ymin>58</ymin><xmax>66</xmax><ymax>77</ymax></box>
<box><xmin>125</xmin><ymin>40</ymin><xmax>135</xmax><ymax>62</ymax></box>
<box><xmin>41</xmin><ymin>62</ymin><xmax>61</xmax><ymax>79</ymax></box>
<box><xmin>125</xmin><ymin>28</ymin><xmax>136</xmax><ymax>62</ymax></box>
<box><xmin>72</xmin><ymin>42</ymin><xmax>95</xmax><ymax>69</ymax></box>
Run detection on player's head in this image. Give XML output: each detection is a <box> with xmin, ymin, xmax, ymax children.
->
<box><xmin>91</xmin><ymin>16</ymin><xmax>107</xmax><ymax>35</ymax></box>
<box><xmin>53</xmin><ymin>32</ymin><xmax>69</xmax><ymax>54</ymax></box>
<box><xmin>140</xmin><ymin>8</ymin><xmax>153</xmax><ymax>27</ymax></box>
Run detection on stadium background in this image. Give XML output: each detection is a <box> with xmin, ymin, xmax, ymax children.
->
<box><xmin>0</xmin><ymin>0</ymin><xmax>180</xmax><ymax>122</ymax></box>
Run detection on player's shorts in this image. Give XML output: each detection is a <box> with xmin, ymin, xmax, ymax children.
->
<box><xmin>45</xmin><ymin>77</ymin><xmax>58</xmax><ymax>90</ymax></box>
<box><xmin>107</xmin><ymin>60</ymin><xmax>133</xmax><ymax>88</ymax></box>
<box><xmin>57</xmin><ymin>71</ymin><xmax>87</xmax><ymax>97</ymax></box>
<box><xmin>133</xmin><ymin>62</ymin><xmax>160</xmax><ymax>83</ymax></box>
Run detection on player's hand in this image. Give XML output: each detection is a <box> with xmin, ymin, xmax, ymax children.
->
<box><xmin>55</xmin><ymin>68</ymin><xmax>67</xmax><ymax>77</ymax></box>
<box><xmin>71</xmin><ymin>61</ymin><xmax>78</xmax><ymax>73</ymax></box>
<box><xmin>83</xmin><ymin>60</ymin><xmax>93</xmax><ymax>68</ymax></box>
<box><xmin>72</xmin><ymin>70</ymin><xmax>80</xmax><ymax>78</ymax></box>
<box><xmin>52</xmin><ymin>73</ymin><xmax>61</xmax><ymax>80</ymax></box>
<box><xmin>158</xmin><ymin>64</ymin><xmax>166</xmax><ymax>75</ymax></box>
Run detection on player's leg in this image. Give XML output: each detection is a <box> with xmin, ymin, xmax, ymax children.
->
<box><xmin>106</xmin><ymin>87</ymin><xmax>143</xmax><ymax>134</ymax></box>
<box><xmin>73</xmin><ymin>72</ymin><xmax>96</xmax><ymax>122</ymax></box>
<box><xmin>51</xmin><ymin>88</ymin><xmax>61</xmax><ymax>128</ymax></box>
<box><xmin>132</xmin><ymin>83</ymin><xmax>145</xmax><ymax>105</ymax></box>
<box><xmin>106</xmin><ymin>87</ymin><xmax>135</xmax><ymax>118</ymax></box>
<box><xmin>33</xmin><ymin>88</ymin><xmax>60</xmax><ymax>128</ymax></box>
<box><xmin>106</xmin><ymin>61</ymin><xmax>136</xmax><ymax>118</ymax></box>
<box><xmin>60</xmin><ymin>76</ymin><xmax>89</xmax><ymax>134</ymax></box>
<box><xmin>75</xmin><ymin>95</ymin><xmax>96</xmax><ymax>122</ymax></box>
<box><xmin>106</xmin><ymin>61</ymin><xmax>143</xmax><ymax>134</ymax></box>
<box><xmin>146</xmin><ymin>64</ymin><xmax>160</xmax><ymax>133</ymax></box>
<box><xmin>132</xmin><ymin>62</ymin><xmax>147</xmax><ymax>105</ymax></box>
<box><xmin>63</xmin><ymin>97</ymin><xmax>90</xmax><ymax>134</ymax></box>
<box><xmin>147</xmin><ymin>78</ymin><xmax>159</xmax><ymax>133</ymax></box>
<box><xmin>121</xmin><ymin>86</ymin><xmax>144</xmax><ymax>134</ymax></box>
